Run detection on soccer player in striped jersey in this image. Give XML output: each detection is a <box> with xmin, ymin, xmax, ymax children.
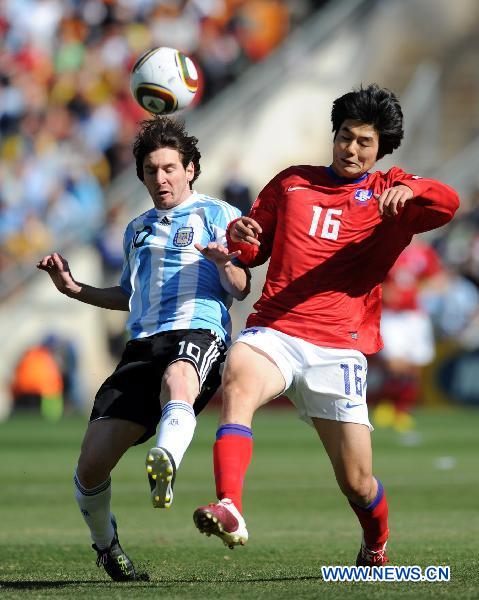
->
<box><xmin>193</xmin><ymin>84</ymin><xmax>459</xmax><ymax>566</ymax></box>
<box><xmin>37</xmin><ymin>117</ymin><xmax>250</xmax><ymax>581</ymax></box>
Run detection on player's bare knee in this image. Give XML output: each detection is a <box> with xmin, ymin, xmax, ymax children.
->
<box><xmin>222</xmin><ymin>377</ymin><xmax>251</xmax><ymax>402</ymax></box>
<box><xmin>222</xmin><ymin>356</ymin><xmax>259</xmax><ymax>399</ymax></box>
<box><xmin>76</xmin><ymin>453</ymin><xmax>110</xmax><ymax>489</ymax></box>
<box><xmin>338</xmin><ymin>473</ymin><xmax>375</xmax><ymax>505</ymax></box>
<box><xmin>220</xmin><ymin>378</ymin><xmax>259</xmax><ymax>424</ymax></box>
<box><xmin>161</xmin><ymin>362</ymin><xmax>199</xmax><ymax>404</ymax></box>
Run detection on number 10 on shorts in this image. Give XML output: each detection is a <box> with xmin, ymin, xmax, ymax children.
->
<box><xmin>340</xmin><ymin>363</ymin><xmax>364</xmax><ymax>397</ymax></box>
<box><xmin>178</xmin><ymin>340</ymin><xmax>201</xmax><ymax>363</ymax></box>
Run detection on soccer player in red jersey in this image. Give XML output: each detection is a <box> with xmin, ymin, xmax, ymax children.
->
<box><xmin>370</xmin><ymin>238</ymin><xmax>444</xmax><ymax>434</ymax></box>
<box><xmin>193</xmin><ymin>84</ymin><xmax>459</xmax><ymax>565</ymax></box>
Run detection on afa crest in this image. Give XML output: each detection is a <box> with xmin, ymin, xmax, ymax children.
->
<box><xmin>173</xmin><ymin>226</ymin><xmax>194</xmax><ymax>247</ymax></box>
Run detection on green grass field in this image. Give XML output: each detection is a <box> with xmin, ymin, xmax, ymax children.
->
<box><xmin>0</xmin><ymin>407</ymin><xmax>478</xmax><ymax>599</ymax></box>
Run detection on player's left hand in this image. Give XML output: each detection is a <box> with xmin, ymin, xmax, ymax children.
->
<box><xmin>375</xmin><ymin>184</ymin><xmax>414</xmax><ymax>217</ymax></box>
<box><xmin>194</xmin><ymin>242</ymin><xmax>241</xmax><ymax>265</ymax></box>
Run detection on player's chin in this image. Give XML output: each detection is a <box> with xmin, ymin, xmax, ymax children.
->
<box><xmin>339</xmin><ymin>165</ymin><xmax>363</xmax><ymax>178</ymax></box>
<box><xmin>344</xmin><ymin>165</ymin><xmax>364</xmax><ymax>179</ymax></box>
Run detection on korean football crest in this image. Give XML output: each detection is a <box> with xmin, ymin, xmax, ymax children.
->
<box><xmin>353</xmin><ymin>189</ymin><xmax>373</xmax><ymax>205</ymax></box>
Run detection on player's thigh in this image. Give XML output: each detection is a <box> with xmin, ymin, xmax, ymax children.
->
<box><xmin>290</xmin><ymin>344</ymin><xmax>371</xmax><ymax>429</ymax></box>
<box><xmin>77</xmin><ymin>418</ymin><xmax>147</xmax><ymax>486</ymax></box>
<box><xmin>158</xmin><ymin>329</ymin><xmax>226</xmax><ymax>410</ymax></box>
<box><xmin>313</xmin><ymin>417</ymin><xmax>373</xmax><ymax>496</ymax></box>
<box><xmin>160</xmin><ymin>359</ymin><xmax>200</xmax><ymax>407</ymax></box>
<box><xmin>221</xmin><ymin>341</ymin><xmax>286</xmax><ymax>424</ymax></box>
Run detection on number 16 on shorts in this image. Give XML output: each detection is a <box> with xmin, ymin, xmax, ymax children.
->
<box><xmin>340</xmin><ymin>363</ymin><xmax>365</xmax><ymax>398</ymax></box>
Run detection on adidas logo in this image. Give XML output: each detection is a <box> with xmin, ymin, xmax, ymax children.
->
<box><xmin>159</xmin><ymin>216</ymin><xmax>171</xmax><ymax>226</ymax></box>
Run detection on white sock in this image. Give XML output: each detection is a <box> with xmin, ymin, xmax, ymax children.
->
<box><xmin>155</xmin><ymin>400</ymin><xmax>196</xmax><ymax>468</ymax></box>
<box><xmin>74</xmin><ymin>470</ymin><xmax>115</xmax><ymax>550</ymax></box>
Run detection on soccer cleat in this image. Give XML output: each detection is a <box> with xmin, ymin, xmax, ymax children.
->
<box><xmin>92</xmin><ymin>517</ymin><xmax>138</xmax><ymax>581</ymax></box>
<box><xmin>356</xmin><ymin>537</ymin><xmax>389</xmax><ymax>566</ymax></box>
<box><xmin>145</xmin><ymin>447</ymin><xmax>176</xmax><ymax>508</ymax></box>
<box><xmin>372</xmin><ymin>401</ymin><xmax>396</xmax><ymax>429</ymax></box>
<box><xmin>393</xmin><ymin>410</ymin><xmax>416</xmax><ymax>433</ymax></box>
<box><xmin>193</xmin><ymin>498</ymin><xmax>248</xmax><ymax>549</ymax></box>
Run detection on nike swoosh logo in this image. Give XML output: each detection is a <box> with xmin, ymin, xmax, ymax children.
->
<box><xmin>287</xmin><ymin>185</ymin><xmax>313</xmax><ymax>192</ymax></box>
<box><xmin>345</xmin><ymin>402</ymin><xmax>362</xmax><ymax>409</ymax></box>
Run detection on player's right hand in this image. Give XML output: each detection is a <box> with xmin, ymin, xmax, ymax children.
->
<box><xmin>229</xmin><ymin>217</ymin><xmax>262</xmax><ymax>246</ymax></box>
<box><xmin>194</xmin><ymin>242</ymin><xmax>241</xmax><ymax>265</ymax></box>
<box><xmin>36</xmin><ymin>252</ymin><xmax>80</xmax><ymax>296</ymax></box>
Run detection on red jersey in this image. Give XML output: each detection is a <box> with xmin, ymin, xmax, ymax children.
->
<box><xmin>382</xmin><ymin>240</ymin><xmax>442</xmax><ymax>311</ymax></box>
<box><xmin>227</xmin><ymin>165</ymin><xmax>459</xmax><ymax>355</ymax></box>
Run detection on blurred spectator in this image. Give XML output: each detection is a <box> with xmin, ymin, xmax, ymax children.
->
<box><xmin>421</xmin><ymin>268</ymin><xmax>479</xmax><ymax>344</ymax></box>
<box><xmin>221</xmin><ymin>163</ymin><xmax>253</xmax><ymax>214</ymax></box>
<box><xmin>11</xmin><ymin>341</ymin><xmax>64</xmax><ymax>421</ymax></box>
<box><xmin>95</xmin><ymin>203</ymin><xmax>128</xmax><ymax>360</ymax></box>
<box><xmin>369</xmin><ymin>238</ymin><xmax>444</xmax><ymax>434</ymax></box>
<box><xmin>434</xmin><ymin>186</ymin><xmax>479</xmax><ymax>290</ymax></box>
<box><xmin>233</xmin><ymin>0</ymin><xmax>290</xmax><ymax>62</ymax></box>
<box><xmin>10</xmin><ymin>330</ymin><xmax>84</xmax><ymax>419</ymax></box>
<box><xmin>42</xmin><ymin>332</ymin><xmax>84</xmax><ymax>411</ymax></box>
<box><xmin>95</xmin><ymin>202</ymin><xmax>125</xmax><ymax>283</ymax></box>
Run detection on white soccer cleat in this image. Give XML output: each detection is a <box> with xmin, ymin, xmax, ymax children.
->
<box><xmin>145</xmin><ymin>447</ymin><xmax>176</xmax><ymax>509</ymax></box>
<box><xmin>193</xmin><ymin>498</ymin><xmax>248</xmax><ymax>549</ymax></box>
<box><xmin>356</xmin><ymin>536</ymin><xmax>389</xmax><ymax>566</ymax></box>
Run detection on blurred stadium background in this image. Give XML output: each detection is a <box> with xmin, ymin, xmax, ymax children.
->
<box><xmin>2</xmin><ymin>0</ymin><xmax>479</xmax><ymax>420</ymax></box>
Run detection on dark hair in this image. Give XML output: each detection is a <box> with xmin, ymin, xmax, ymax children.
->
<box><xmin>331</xmin><ymin>84</ymin><xmax>404</xmax><ymax>159</ymax></box>
<box><xmin>133</xmin><ymin>116</ymin><xmax>201</xmax><ymax>187</ymax></box>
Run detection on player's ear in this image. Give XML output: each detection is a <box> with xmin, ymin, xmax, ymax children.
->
<box><xmin>186</xmin><ymin>161</ymin><xmax>194</xmax><ymax>182</ymax></box>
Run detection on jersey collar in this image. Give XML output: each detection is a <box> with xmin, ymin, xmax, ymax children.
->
<box><xmin>326</xmin><ymin>166</ymin><xmax>369</xmax><ymax>185</ymax></box>
<box><xmin>153</xmin><ymin>191</ymin><xmax>197</xmax><ymax>216</ymax></box>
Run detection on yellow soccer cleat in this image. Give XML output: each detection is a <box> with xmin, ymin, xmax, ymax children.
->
<box><xmin>145</xmin><ymin>447</ymin><xmax>176</xmax><ymax>508</ymax></box>
<box><xmin>372</xmin><ymin>401</ymin><xmax>396</xmax><ymax>428</ymax></box>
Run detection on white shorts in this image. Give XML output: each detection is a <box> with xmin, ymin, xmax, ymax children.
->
<box><xmin>380</xmin><ymin>309</ymin><xmax>435</xmax><ymax>366</ymax></box>
<box><xmin>235</xmin><ymin>326</ymin><xmax>372</xmax><ymax>430</ymax></box>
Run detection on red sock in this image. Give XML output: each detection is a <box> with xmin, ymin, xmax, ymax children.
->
<box><xmin>384</xmin><ymin>374</ymin><xmax>419</xmax><ymax>413</ymax></box>
<box><xmin>213</xmin><ymin>424</ymin><xmax>253</xmax><ymax>514</ymax></box>
<box><xmin>349</xmin><ymin>479</ymin><xmax>389</xmax><ymax>549</ymax></box>
<box><xmin>394</xmin><ymin>377</ymin><xmax>419</xmax><ymax>413</ymax></box>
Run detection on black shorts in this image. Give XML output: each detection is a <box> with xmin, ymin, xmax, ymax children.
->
<box><xmin>90</xmin><ymin>329</ymin><xmax>226</xmax><ymax>445</ymax></box>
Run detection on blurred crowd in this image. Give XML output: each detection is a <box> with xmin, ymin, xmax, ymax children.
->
<box><xmin>0</xmin><ymin>0</ymin><xmax>325</xmax><ymax>282</ymax></box>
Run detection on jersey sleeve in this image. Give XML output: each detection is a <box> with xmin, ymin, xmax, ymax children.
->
<box><xmin>226</xmin><ymin>174</ymin><xmax>280</xmax><ymax>267</ymax></box>
<box><xmin>119</xmin><ymin>223</ymin><xmax>134</xmax><ymax>295</ymax></box>
<box><xmin>387</xmin><ymin>167</ymin><xmax>460</xmax><ymax>233</ymax></box>
<box><xmin>210</xmin><ymin>203</ymin><xmax>242</xmax><ymax>245</ymax></box>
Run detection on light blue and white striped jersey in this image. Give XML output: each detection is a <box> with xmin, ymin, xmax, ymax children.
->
<box><xmin>120</xmin><ymin>191</ymin><xmax>241</xmax><ymax>343</ymax></box>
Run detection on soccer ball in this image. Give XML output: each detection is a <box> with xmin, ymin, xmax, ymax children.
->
<box><xmin>130</xmin><ymin>46</ymin><xmax>199</xmax><ymax>115</ymax></box>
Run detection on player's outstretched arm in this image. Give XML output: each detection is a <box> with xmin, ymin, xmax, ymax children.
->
<box><xmin>378</xmin><ymin>172</ymin><xmax>460</xmax><ymax>232</ymax></box>
<box><xmin>37</xmin><ymin>252</ymin><xmax>129</xmax><ymax>310</ymax></box>
<box><xmin>194</xmin><ymin>243</ymin><xmax>250</xmax><ymax>300</ymax></box>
